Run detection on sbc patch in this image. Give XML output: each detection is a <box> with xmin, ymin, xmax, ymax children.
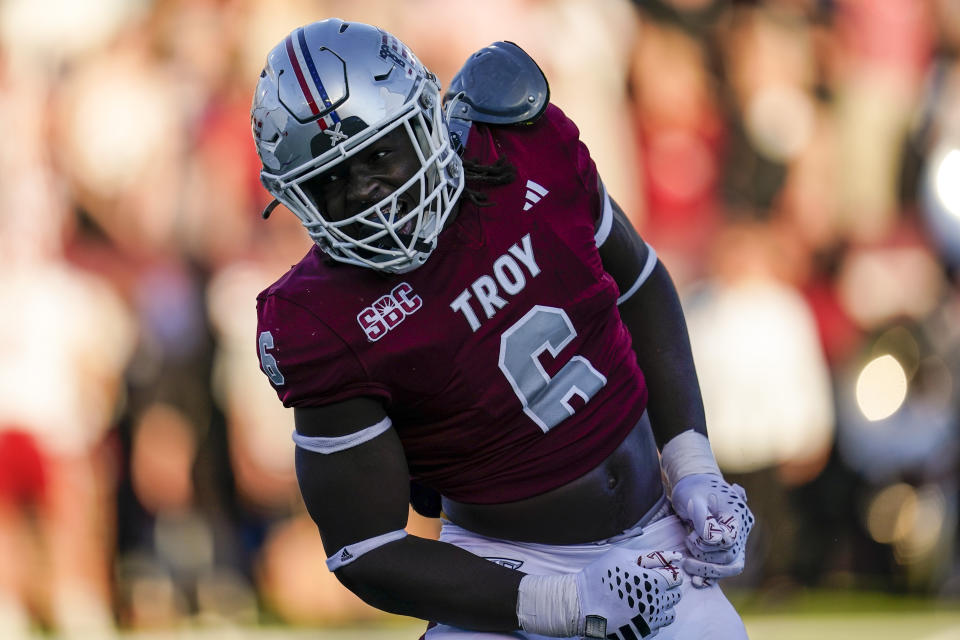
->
<box><xmin>357</xmin><ymin>282</ymin><xmax>422</xmax><ymax>341</ymax></box>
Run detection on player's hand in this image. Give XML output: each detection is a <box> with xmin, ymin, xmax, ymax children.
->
<box><xmin>575</xmin><ymin>548</ymin><xmax>683</xmax><ymax>639</ymax></box>
<box><xmin>669</xmin><ymin>474</ymin><xmax>754</xmax><ymax>585</ymax></box>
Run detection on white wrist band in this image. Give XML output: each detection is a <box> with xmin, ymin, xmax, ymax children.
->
<box><xmin>660</xmin><ymin>429</ymin><xmax>721</xmax><ymax>489</ymax></box>
<box><xmin>325</xmin><ymin>529</ymin><xmax>407</xmax><ymax>571</ymax></box>
<box><xmin>517</xmin><ymin>573</ymin><xmax>579</xmax><ymax>637</ymax></box>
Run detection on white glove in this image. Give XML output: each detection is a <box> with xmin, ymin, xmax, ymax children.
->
<box><xmin>517</xmin><ymin>549</ymin><xmax>683</xmax><ymax>639</ymax></box>
<box><xmin>577</xmin><ymin>549</ymin><xmax>684</xmax><ymax>639</ymax></box>
<box><xmin>669</xmin><ymin>473</ymin><xmax>754</xmax><ymax>583</ymax></box>
<box><xmin>660</xmin><ymin>430</ymin><xmax>755</xmax><ymax>587</ymax></box>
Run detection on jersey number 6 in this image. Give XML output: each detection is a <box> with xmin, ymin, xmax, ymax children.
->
<box><xmin>259</xmin><ymin>331</ymin><xmax>286</xmax><ymax>386</ymax></box>
<box><xmin>499</xmin><ymin>305</ymin><xmax>607</xmax><ymax>433</ymax></box>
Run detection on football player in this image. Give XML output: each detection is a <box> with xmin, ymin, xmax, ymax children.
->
<box><xmin>251</xmin><ymin>19</ymin><xmax>752</xmax><ymax>639</ymax></box>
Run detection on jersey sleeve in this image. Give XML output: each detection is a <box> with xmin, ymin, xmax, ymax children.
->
<box><xmin>256</xmin><ymin>293</ymin><xmax>391</xmax><ymax>408</ymax></box>
<box><xmin>543</xmin><ymin>104</ymin><xmax>604</xmax><ymax>229</ymax></box>
<box><xmin>541</xmin><ymin>105</ymin><xmax>657</xmax><ymax>296</ymax></box>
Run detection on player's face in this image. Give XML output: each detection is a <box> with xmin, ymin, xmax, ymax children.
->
<box><xmin>305</xmin><ymin>127</ymin><xmax>422</xmax><ymax>224</ymax></box>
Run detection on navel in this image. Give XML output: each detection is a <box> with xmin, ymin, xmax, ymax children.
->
<box><xmin>607</xmin><ymin>474</ymin><xmax>619</xmax><ymax>490</ymax></box>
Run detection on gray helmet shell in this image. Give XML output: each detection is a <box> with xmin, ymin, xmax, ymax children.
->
<box><xmin>252</xmin><ymin>19</ymin><xmax>463</xmax><ymax>273</ymax></box>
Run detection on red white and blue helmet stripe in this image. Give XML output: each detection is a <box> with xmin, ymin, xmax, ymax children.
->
<box><xmin>284</xmin><ymin>27</ymin><xmax>342</xmax><ymax>130</ymax></box>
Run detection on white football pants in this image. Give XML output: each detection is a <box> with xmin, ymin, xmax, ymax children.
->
<box><xmin>423</xmin><ymin>508</ymin><xmax>748</xmax><ymax>640</ymax></box>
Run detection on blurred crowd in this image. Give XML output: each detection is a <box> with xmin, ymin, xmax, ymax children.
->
<box><xmin>0</xmin><ymin>0</ymin><xmax>958</xmax><ymax>636</ymax></box>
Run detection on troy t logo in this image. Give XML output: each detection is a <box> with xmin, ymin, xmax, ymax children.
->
<box><xmin>717</xmin><ymin>515</ymin><xmax>736</xmax><ymax>533</ymax></box>
<box><xmin>357</xmin><ymin>282</ymin><xmax>422</xmax><ymax>341</ymax></box>
<box><xmin>644</xmin><ymin>551</ymin><xmax>680</xmax><ymax>581</ymax></box>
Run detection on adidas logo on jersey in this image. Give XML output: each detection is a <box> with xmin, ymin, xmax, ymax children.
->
<box><xmin>523</xmin><ymin>180</ymin><xmax>549</xmax><ymax>211</ymax></box>
<box><xmin>340</xmin><ymin>548</ymin><xmax>353</xmax><ymax>562</ymax></box>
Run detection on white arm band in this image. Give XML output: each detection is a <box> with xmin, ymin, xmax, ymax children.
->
<box><xmin>616</xmin><ymin>243</ymin><xmax>657</xmax><ymax>306</ymax></box>
<box><xmin>594</xmin><ymin>183</ymin><xmax>614</xmax><ymax>247</ymax></box>
<box><xmin>660</xmin><ymin>429</ymin><xmax>721</xmax><ymax>490</ymax></box>
<box><xmin>326</xmin><ymin>529</ymin><xmax>408</xmax><ymax>571</ymax></box>
<box><xmin>517</xmin><ymin>573</ymin><xmax>580</xmax><ymax>637</ymax></box>
<box><xmin>292</xmin><ymin>416</ymin><xmax>392</xmax><ymax>454</ymax></box>
<box><xmin>593</xmin><ymin>179</ymin><xmax>658</xmax><ymax>306</ymax></box>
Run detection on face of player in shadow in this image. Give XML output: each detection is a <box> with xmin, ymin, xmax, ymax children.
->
<box><xmin>305</xmin><ymin>127</ymin><xmax>422</xmax><ymax>226</ymax></box>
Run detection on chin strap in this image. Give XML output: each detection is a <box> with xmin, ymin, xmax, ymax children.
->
<box><xmin>261</xmin><ymin>199</ymin><xmax>281</xmax><ymax>219</ymax></box>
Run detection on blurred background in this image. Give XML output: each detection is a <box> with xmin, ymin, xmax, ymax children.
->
<box><xmin>0</xmin><ymin>0</ymin><xmax>959</xmax><ymax>638</ymax></box>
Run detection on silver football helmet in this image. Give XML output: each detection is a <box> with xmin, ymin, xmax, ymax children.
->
<box><xmin>251</xmin><ymin>19</ymin><xmax>464</xmax><ymax>273</ymax></box>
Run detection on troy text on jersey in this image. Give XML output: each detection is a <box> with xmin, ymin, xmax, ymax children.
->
<box><xmin>449</xmin><ymin>233</ymin><xmax>540</xmax><ymax>332</ymax></box>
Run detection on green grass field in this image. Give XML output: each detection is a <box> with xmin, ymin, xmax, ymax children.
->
<box><xmin>735</xmin><ymin>588</ymin><xmax>960</xmax><ymax>640</ymax></box>
<box><xmin>43</xmin><ymin>590</ymin><xmax>960</xmax><ymax>640</ymax></box>
<box><xmin>112</xmin><ymin>611</ymin><xmax>960</xmax><ymax>640</ymax></box>
<box><xmin>744</xmin><ymin>613</ymin><xmax>960</xmax><ymax>640</ymax></box>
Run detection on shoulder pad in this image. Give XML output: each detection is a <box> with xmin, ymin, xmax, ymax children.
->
<box><xmin>444</xmin><ymin>41</ymin><xmax>549</xmax><ymax>126</ymax></box>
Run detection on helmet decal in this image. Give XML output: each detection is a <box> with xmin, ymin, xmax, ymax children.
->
<box><xmin>283</xmin><ymin>29</ymin><xmax>344</xmax><ymax>127</ymax></box>
<box><xmin>379</xmin><ymin>34</ymin><xmax>426</xmax><ymax>80</ymax></box>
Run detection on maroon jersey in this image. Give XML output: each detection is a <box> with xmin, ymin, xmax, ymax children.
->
<box><xmin>256</xmin><ymin>104</ymin><xmax>648</xmax><ymax>504</ymax></box>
